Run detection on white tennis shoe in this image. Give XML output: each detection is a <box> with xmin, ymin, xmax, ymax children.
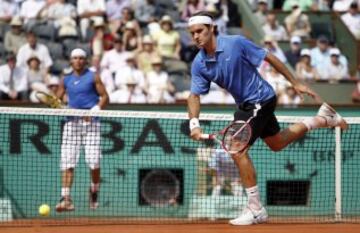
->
<box><xmin>229</xmin><ymin>206</ymin><xmax>268</xmax><ymax>225</ymax></box>
<box><xmin>317</xmin><ymin>103</ymin><xmax>348</xmax><ymax>130</ymax></box>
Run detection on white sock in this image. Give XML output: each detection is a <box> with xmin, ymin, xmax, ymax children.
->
<box><xmin>246</xmin><ymin>185</ymin><xmax>262</xmax><ymax>211</ymax></box>
<box><xmin>302</xmin><ymin>117</ymin><xmax>325</xmax><ymax>131</ymax></box>
<box><xmin>61</xmin><ymin>187</ymin><xmax>70</xmax><ymax>198</ymax></box>
<box><xmin>91</xmin><ymin>182</ymin><xmax>100</xmax><ymax>192</ymax></box>
<box><xmin>212</xmin><ymin>185</ymin><xmax>221</xmax><ymax>196</ymax></box>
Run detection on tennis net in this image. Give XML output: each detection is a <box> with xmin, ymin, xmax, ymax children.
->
<box><xmin>0</xmin><ymin>107</ymin><xmax>359</xmax><ymax>226</ymax></box>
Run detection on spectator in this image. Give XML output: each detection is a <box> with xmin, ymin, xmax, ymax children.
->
<box><xmin>114</xmin><ymin>52</ymin><xmax>146</xmax><ymax>92</ymax></box>
<box><xmin>0</xmin><ymin>53</ymin><xmax>28</xmax><ymax>101</ymax></box>
<box><xmin>39</xmin><ymin>0</ymin><xmax>76</xmax><ymax>22</ymax></box>
<box><xmin>262</xmin><ymin>13</ymin><xmax>288</xmax><ymax>41</ymax></box>
<box><xmin>116</xmin><ymin>7</ymin><xmax>141</xmax><ymax>38</ymax></box>
<box><xmin>341</xmin><ymin>2</ymin><xmax>360</xmax><ymax>39</ymax></box>
<box><xmin>282</xmin><ymin>0</ymin><xmax>317</xmax><ymax>11</ymax></box>
<box><xmin>0</xmin><ymin>0</ymin><xmax>18</xmax><ymax>24</ymax></box>
<box><xmin>19</xmin><ymin>0</ymin><xmax>46</xmax><ymax>30</ymax></box>
<box><xmin>323</xmin><ymin>48</ymin><xmax>349</xmax><ymax>81</ymax></box>
<box><xmin>284</xmin><ymin>3</ymin><xmax>312</xmax><ymax>38</ymax></box>
<box><xmin>91</xmin><ymin>18</ymin><xmax>115</xmax><ymax>57</ymax></box>
<box><xmin>57</xmin><ymin>17</ymin><xmax>78</xmax><ymax>39</ymax></box>
<box><xmin>100</xmin><ymin>37</ymin><xmax>132</xmax><ymax>74</ymax></box>
<box><xmin>181</xmin><ymin>0</ymin><xmax>205</xmax><ymax>21</ymax></box>
<box><xmin>316</xmin><ymin>0</ymin><xmax>331</xmax><ymax>11</ymax></box>
<box><xmin>123</xmin><ymin>21</ymin><xmax>142</xmax><ymax>52</ymax></box>
<box><xmin>16</xmin><ymin>31</ymin><xmax>53</xmax><ymax>73</ymax></box>
<box><xmin>27</xmin><ymin>55</ymin><xmax>49</xmax><ymax>102</ymax></box>
<box><xmin>146</xmin><ymin>56</ymin><xmax>175</xmax><ymax>103</ymax></box>
<box><xmin>201</xmin><ymin>83</ymin><xmax>235</xmax><ymax>104</ymax></box>
<box><xmin>77</xmin><ymin>0</ymin><xmax>106</xmax><ymax>39</ymax></box>
<box><xmin>136</xmin><ymin>35</ymin><xmax>161</xmax><ymax>74</ymax></box>
<box><xmin>263</xmin><ymin>35</ymin><xmax>287</xmax><ymax>63</ymax></box>
<box><xmin>254</xmin><ymin>0</ymin><xmax>269</xmax><ymax>26</ymax></box>
<box><xmin>296</xmin><ymin>48</ymin><xmax>320</xmax><ymax>80</ymax></box>
<box><xmin>285</xmin><ymin>36</ymin><xmax>302</xmax><ymax>68</ymax></box>
<box><xmin>110</xmin><ymin>75</ymin><xmax>147</xmax><ymax>103</ymax></box>
<box><xmin>90</xmin><ymin>56</ymin><xmax>115</xmax><ymax>95</ymax></box>
<box><xmin>206</xmin><ymin>4</ymin><xmax>228</xmax><ymax>35</ymax></box>
<box><xmin>135</xmin><ymin>0</ymin><xmax>157</xmax><ymax>27</ymax></box>
<box><xmin>152</xmin><ymin>15</ymin><xmax>181</xmax><ymax>59</ymax></box>
<box><xmin>106</xmin><ymin>0</ymin><xmax>131</xmax><ymax>35</ymax></box>
<box><xmin>4</xmin><ymin>16</ymin><xmax>27</xmax><ymax>54</ymax></box>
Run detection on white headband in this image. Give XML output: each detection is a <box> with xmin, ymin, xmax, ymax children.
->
<box><xmin>188</xmin><ymin>15</ymin><xmax>213</xmax><ymax>26</ymax></box>
<box><xmin>70</xmin><ymin>48</ymin><xmax>86</xmax><ymax>58</ymax></box>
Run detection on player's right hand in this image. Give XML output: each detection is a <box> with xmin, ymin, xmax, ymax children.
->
<box><xmin>190</xmin><ymin>127</ymin><xmax>203</xmax><ymax>141</ymax></box>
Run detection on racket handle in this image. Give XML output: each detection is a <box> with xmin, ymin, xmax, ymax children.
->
<box><xmin>200</xmin><ymin>134</ymin><xmax>215</xmax><ymax>140</ymax></box>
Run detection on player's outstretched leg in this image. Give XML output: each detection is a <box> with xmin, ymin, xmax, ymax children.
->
<box><xmin>56</xmin><ymin>169</ymin><xmax>75</xmax><ymax>212</ymax></box>
<box><xmin>89</xmin><ymin>168</ymin><xmax>100</xmax><ymax>210</ymax></box>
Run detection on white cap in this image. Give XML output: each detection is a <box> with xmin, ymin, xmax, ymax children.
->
<box><xmin>329</xmin><ymin>48</ymin><xmax>340</xmax><ymax>56</ymax></box>
<box><xmin>290</xmin><ymin>36</ymin><xmax>301</xmax><ymax>44</ymax></box>
<box><xmin>300</xmin><ymin>48</ymin><xmax>311</xmax><ymax>56</ymax></box>
<box><xmin>70</xmin><ymin>48</ymin><xmax>87</xmax><ymax>58</ymax></box>
<box><xmin>142</xmin><ymin>35</ymin><xmax>153</xmax><ymax>44</ymax></box>
<box><xmin>258</xmin><ymin>0</ymin><xmax>268</xmax><ymax>4</ymax></box>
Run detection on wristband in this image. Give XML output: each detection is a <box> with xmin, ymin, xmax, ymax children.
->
<box><xmin>91</xmin><ymin>105</ymin><xmax>100</xmax><ymax>111</ymax></box>
<box><xmin>189</xmin><ymin>118</ymin><xmax>200</xmax><ymax>131</ymax></box>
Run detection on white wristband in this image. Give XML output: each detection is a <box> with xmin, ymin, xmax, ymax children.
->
<box><xmin>189</xmin><ymin>118</ymin><xmax>200</xmax><ymax>131</ymax></box>
<box><xmin>91</xmin><ymin>105</ymin><xmax>100</xmax><ymax>111</ymax></box>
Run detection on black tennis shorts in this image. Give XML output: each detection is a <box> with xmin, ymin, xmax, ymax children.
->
<box><xmin>234</xmin><ymin>96</ymin><xmax>280</xmax><ymax>145</ymax></box>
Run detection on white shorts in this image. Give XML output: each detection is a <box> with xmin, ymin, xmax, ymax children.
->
<box><xmin>60</xmin><ymin>120</ymin><xmax>101</xmax><ymax>171</ymax></box>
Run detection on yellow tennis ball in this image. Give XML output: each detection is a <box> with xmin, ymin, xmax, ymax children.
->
<box><xmin>39</xmin><ymin>204</ymin><xmax>50</xmax><ymax>217</ymax></box>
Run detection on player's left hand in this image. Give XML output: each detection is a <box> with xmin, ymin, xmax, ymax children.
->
<box><xmin>293</xmin><ymin>83</ymin><xmax>322</xmax><ymax>103</ymax></box>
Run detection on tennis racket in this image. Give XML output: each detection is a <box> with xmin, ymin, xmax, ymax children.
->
<box><xmin>35</xmin><ymin>91</ymin><xmax>64</xmax><ymax>109</ymax></box>
<box><xmin>200</xmin><ymin>117</ymin><xmax>254</xmax><ymax>154</ymax></box>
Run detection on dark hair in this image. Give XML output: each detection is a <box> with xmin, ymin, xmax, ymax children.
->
<box><xmin>191</xmin><ymin>11</ymin><xmax>218</xmax><ymax>35</ymax></box>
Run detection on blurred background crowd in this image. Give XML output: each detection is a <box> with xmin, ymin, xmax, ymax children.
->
<box><xmin>0</xmin><ymin>0</ymin><xmax>359</xmax><ymax>106</ymax></box>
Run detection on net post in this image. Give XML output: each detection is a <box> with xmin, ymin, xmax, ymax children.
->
<box><xmin>335</xmin><ymin>126</ymin><xmax>342</xmax><ymax>222</ymax></box>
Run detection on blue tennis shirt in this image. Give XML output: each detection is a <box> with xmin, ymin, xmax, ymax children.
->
<box><xmin>191</xmin><ymin>35</ymin><xmax>275</xmax><ymax>105</ymax></box>
<box><xmin>64</xmin><ymin>68</ymin><xmax>99</xmax><ymax>109</ymax></box>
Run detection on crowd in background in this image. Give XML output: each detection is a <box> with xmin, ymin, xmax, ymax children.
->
<box><xmin>0</xmin><ymin>0</ymin><xmax>359</xmax><ymax>106</ymax></box>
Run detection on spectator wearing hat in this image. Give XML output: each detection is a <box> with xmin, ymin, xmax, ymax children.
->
<box><xmin>16</xmin><ymin>31</ymin><xmax>53</xmax><ymax>73</ymax></box>
<box><xmin>285</xmin><ymin>36</ymin><xmax>302</xmax><ymax>68</ymax></box>
<box><xmin>284</xmin><ymin>3</ymin><xmax>312</xmax><ymax>38</ymax></box>
<box><xmin>263</xmin><ymin>65</ymin><xmax>291</xmax><ymax>97</ymax></box>
<box><xmin>91</xmin><ymin>18</ymin><xmax>115</xmax><ymax>57</ymax></box>
<box><xmin>278</xmin><ymin>86</ymin><xmax>302</xmax><ymax>107</ymax></box>
<box><xmin>152</xmin><ymin>15</ymin><xmax>181</xmax><ymax>59</ymax></box>
<box><xmin>4</xmin><ymin>16</ymin><xmax>27</xmax><ymax>54</ymax></box>
<box><xmin>137</xmin><ymin>35</ymin><xmax>161</xmax><ymax>74</ymax></box>
<box><xmin>181</xmin><ymin>0</ymin><xmax>206</xmax><ymax>22</ymax></box>
<box><xmin>0</xmin><ymin>53</ymin><xmax>28</xmax><ymax>101</ymax></box>
<box><xmin>77</xmin><ymin>0</ymin><xmax>106</xmax><ymax>39</ymax></box>
<box><xmin>205</xmin><ymin>4</ymin><xmax>228</xmax><ymax>35</ymax></box>
<box><xmin>146</xmin><ymin>56</ymin><xmax>175</xmax><ymax>103</ymax></box>
<box><xmin>341</xmin><ymin>2</ymin><xmax>360</xmax><ymax>39</ymax></box>
<box><xmin>263</xmin><ymin>35</ymin><xmax>287</xmax><ymax>63</ymax></box>
<box><xmin>110</xmin><ymin>75</ymin><xmax>146</xmax><ymax>104</ymax></box>
<box><xmin>116</xmin><ymin>7</ymin><xmax>141</xmax><ymax>38</ymax></box>
<box><xmin>262</xmin><ymin>13</ymin><xmax>288</xmax><ymax>41</ymax></box>
<box><xmin>254</xmin><ymin>0</ymin><xmax>269</xmax><ymax>26</ymax></box>
<box><xmin>323</xmin><ymin>48</ymin><xmax>349</xmax><ymax>81</ymax></box>
<box><xmin>296</xmin><ymin>48</ymin><xmax>320</xmax><ymax>80</ymax></box>
<box><xmin>123</xmin><ymin>21</ymin><xmax>142</xmax><ymax>52</ymax></box>
<box><xmin>26</xmin><ymin>54</ymin><xmax>48</xmax><ymax>87</ymax></box>
<box><xmin>282</xmin><ymin>0</ymin><xmax>317</xmax><ymax>11</ymax></box>
<box><xmin>0</xmin><ymin>0</ymin><xmax>18</xmax><ymax>24</ymax></box>
<box><xmin>114</xmin><ymin>52</ymin><xmax>146</xmax><ymax>92</ymax></box>
<box><xmin>106</xmin><ymin>0</ymin><xmax>131</xmax><ymax>35</ymax></box>
<box><xmin>100</xmin><ymin>37</ymin><xmax>132</xmax><ymax>74</ymax></box>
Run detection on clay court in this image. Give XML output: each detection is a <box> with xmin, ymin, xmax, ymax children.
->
<box><xmin>1</xmin><ymin>223</ymin><xmax>360</xmax><ymax>233</ymax></box>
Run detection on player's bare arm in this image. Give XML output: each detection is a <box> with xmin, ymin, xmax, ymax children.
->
<box><xmin>56</xmin><ymin>77</ymin><xmax>66</xmax><ymax>101</ymax></box>
<box><xmin>94</xmin><ymin>74</ymin><xmax>109</xmax><ymax>109</ymax></box>
<box><xmin>264</xmin><ymin>53</ymin><xmax>320</xmax><ymax>101</ymax></box>
<box><xmin>187</xmin><ymin>93</ymin><xmax>202</xmax><ymax>140</ymax></box>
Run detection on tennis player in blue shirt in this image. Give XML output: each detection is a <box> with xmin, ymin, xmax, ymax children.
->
<box><xmin>187</xmin><ymin>12</ymin><xmax>348</xmax><ymax>225</ymax></box>
<box><xmin>55</xmin><ymin>48</ymin><xmax>109</xmax><ymax>212</ymax></box>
